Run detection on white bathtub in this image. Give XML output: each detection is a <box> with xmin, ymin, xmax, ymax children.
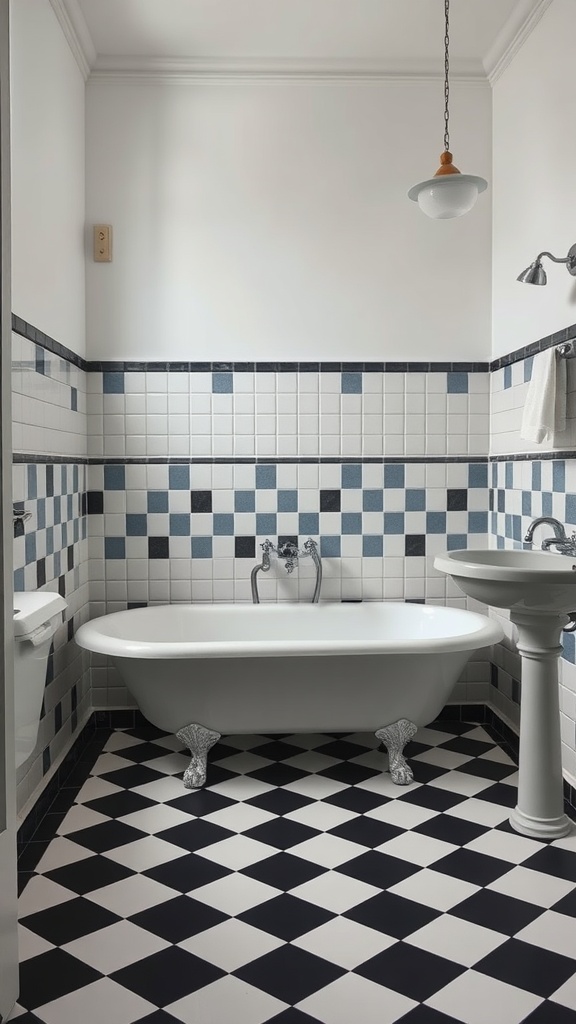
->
<box><xmin>76</xmin><ymin>601</ymin><xmax>502</xmax><ymax>738</ymax></box>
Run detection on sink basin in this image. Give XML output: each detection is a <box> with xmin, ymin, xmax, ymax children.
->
<box><xmin>434</xmin><ymin>548</ymin><xmax>576</xmax><ymax>613</ymax></box>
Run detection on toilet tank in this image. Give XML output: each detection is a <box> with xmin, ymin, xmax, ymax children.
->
<box><xmin>14</xmin><ymin>592</ymin><xmax>68</xmax><ymax>768</ymax></box>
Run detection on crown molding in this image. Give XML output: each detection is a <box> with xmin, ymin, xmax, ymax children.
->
<box><xmin>48</xmin><ymin>0</ymin><xmax>96</xmax><ymax>81</ymax></box>
<box><xmin>88</xmin><ymin>54</ymin><xmax>488</xmax><ymax>85</ymax></box>
<box><xmin>483</xmin><ymin>0</ymin><xmax>554</xmax><ymax>84</ymax></box>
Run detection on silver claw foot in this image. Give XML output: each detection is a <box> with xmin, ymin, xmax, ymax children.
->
<box><xmin>176</xmin><ymin>723</ymin><xmax>221</xmax><ymax>789</ymax></box>
<box><xmin>375</xmin><ymin>719</ymin><xmax>418</xmax><ymax>785</ymax></box>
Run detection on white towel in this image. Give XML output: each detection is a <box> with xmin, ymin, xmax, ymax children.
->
<box><xmin>520</xmin><ymin>348</ymin><xmax>567</xmax><ymax>444</ymax></box>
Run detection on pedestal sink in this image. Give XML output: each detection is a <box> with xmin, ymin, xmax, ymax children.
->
<box><xmin>434</xmin><ymin>549</ymin><xmax>575</xmax><ymax>840</ymax></box>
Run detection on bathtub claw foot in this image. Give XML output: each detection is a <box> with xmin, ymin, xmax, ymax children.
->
<box><xmin>176</xmin><ymin>723</ymin><xmax>221</xmax><ymax>789</ymax></box>
<box><xmin>376</xmin><ymin>719</ymin><xmax>418</xmax><ymax>785</ymax></box>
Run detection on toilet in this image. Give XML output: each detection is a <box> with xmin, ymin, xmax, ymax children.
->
<box><xmin>13</xmin><ymin>592</ymin><xmax>68</xmax><ymax>768</ymax></box>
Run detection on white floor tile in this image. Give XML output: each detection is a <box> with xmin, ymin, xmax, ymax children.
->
<box><xmin>103</xmin><ymin>732</ymin><xmax>143</xmax><ymax>752</ymax></box>
<box><xmin>211</xmin><ymin>752</ymin><xmax>273</xmax><ymax>774</ymax></box>
<box><xmin>132</xmin><ymin>775</ymin><xmax>195</xmax><ymax>803</ymax></box>
<box><xmin>479</xmin><ymin>747</ymin><xmax>515</xmax><ymax>765</ymax></box>
<box><xmin>166</xmin><ymin>975</ymin><xmax>287</xmax><ymax>1024</ymax></box>
<box><xmin>376</xmin><ymin>831</ymin><xmax>458</xmax><ymax>867</ymax></box>
<box><xmin>18</xmin><ymin>877</ymin><xmax>76</xmax><ymax>919</ymax></box>
<box><xmin>143</xmin><ymin>752</ymin><xmax>191</xmax><ymax>775</ymax></box>
<box><xmin>218</xmin><ymin>734</ymin><xmax>268</xmax><ymax>750</ymax></box>
<box><xmin>293</xmin><ymin>916</ymin><xmax>396</xmax><ymax>969</ymax></box>
<box><xmin>412</xmin><ymin>726</ymin><xmax>455</xmax><ymax>747</ymax></box>
<box><xmin>34</xmin><ymin>977</ymin><xmax>155</xmax><ymax>1024</ymax></box>
<box><xmin>487</xmin><ymin>865</ymin><xmax>576</xmax><ymax>908</ymax></box>
<box><xmin>18</xmin><ymin>924</ymin><xmax>55</xmax><ymax>962</ymax></box>
<box><xmin>75</xmin><ymin>777</ymin><xmax>123</xmax><ymax>804</ymax></box>
<box><xmin>289</xmin><ymin>832</ymin><xmax>366</xmax><ymax>868</ymax></box>
<box><xmin>6</xmin><ymin>1002</ymin><xmax>26</xmax><ymax>1019</ymax></box>
<box><xmin>201</xmin><ymin>802</ymin><xmax>275</xmax><ymax>833</ymax></box>
<box><xmin>103</xmin><ymin>836</ymin><xmax>188</xmax><ymax>872</ymax></box>
<box><xmin>282</xmin><ymin>751</ymin><xmax>340</xmax><ymax>773</ymax></box>
<box><xmin>428</xmin><ymin>773</ymin><xmax>494</xmax><ymax>797</ymax></box>
<box><xmin>118</xmin><ymin>804</ymin><xmax>193</xmax><ymax>834</ymax></box>
<box><xmin>195</xmin><ymin>834</ymin><xmax>277</xmax><ymax>870</ymax></box>
<box><xmin>178</xmin><ymin>919</ymin><xmax>283</xmax><ymax>971</ymax></box>
<box><xmin>425</xmin><ymin>969</ymin><xmax>542</xmax><ymax>1024</ymax></box>
<box><xmin>150</xmin><ymin>733</ymin><xmax>187</xmax><ymax>752</ymax></box>
<box><xmin>412</xmin><ymin>747</ymin><xmax>474</xmax><ymax>770</ymax></box>
<box><xmin>388</xmin><ymin>868</ymin><xmax>480</xmax><ymax>912</ymax></box>
<box><xmin>86</xmin><ymin>874</ymin><xmax>178</xmax><ymax>917</ymax></box>
<box><xmin>284</xmin><ymin>801</ymin><xmax>356</xmax><ymax>832</ymax></box>
<box><xmin>297</xmin><ymin>972</ymin><xmax>417</xmax><ymax>1024</ymax></box>
<box><xmin>464</xmin><ymin>830</ymin><xmax>545</xmax><ymax>865</ymax></box>
<box><xmin>34</xmin><ymin>837</ymin><xmax>93</xmax><ymax>874</ymax></box>
<box><xmin>342</xmin><ymin>733</ymin><xmax>380</xmax><ymax>749</ymax></box>
<box><xmin>356</xmin><ymin>775</ymin><xmax>422</xmax><ymax>798</ymax></box>
<box><xmin>516</xmin><ymin>910</ymin><xmax>576</xmax><ymax>960</ymax></box>
<box><xmin>90</xmin><ymin>752</ymin><xmax>136</xmax><ymax>776</ymax></box>
<box><xmin>191</xmin><ymin>873</ymin><xmax>281</xmax><ymax>915</ymax></box>
<box><xmin>551</xmin><ymin>972</ymin><xmax>576</xmax><ymax>1011</ymax></box>
<box><xmin>349</xmin><ymin>750</ymin><xmax>388</xmax><ymax>772</ymax></box>
<box><xmin>284</xmin><ymin>775</ymin><xmax>348</xmax><ymax>800</ymax></box>
<box><xmin>209</xmin><ymin>776</ymin><xmax>274</xmax><ymax>801</ymax></box>
<box><xmin>55</xmin><ymin>805</ymin><xmax>110</xmax><ymax>836</ymax></box>
<box><xmin>445</xmin><ymin>798</ymin><xmax>510</xmax><ymax>827</ymax></box>
<box><xmin>291</xmin><ymin>870</ymin><xmax>380</xmax><ymax>913</ymax></box>
<box><xmin>405</xmin><ymin>913</ymin><xmax>507</xmax><ymax>967</ymax></box>
<box><xmin>463</xmin><ymin>727</ymin><xmax>492</xmax><ymax>742</ymax></box>
<box><xmin>62</xmin><ymin>920</ymin><xmax>170</xmax><ymax>973</ymax></box>
<box><xmin>364</xmin><ymin>801</ymin><xmax>438</xmax><ymax>830</ymax></box>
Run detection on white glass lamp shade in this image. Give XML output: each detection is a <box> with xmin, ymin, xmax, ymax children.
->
<box><xmin>408</xmin><ymin>173</ymin><xmax>488</xmax><ymax>220</ymax></box>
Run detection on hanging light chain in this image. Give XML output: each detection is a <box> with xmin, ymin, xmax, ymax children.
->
<box><xmin>443</xmin><ymin>0</ymin><xmax>450</xmax><ymax>152</ymax></box>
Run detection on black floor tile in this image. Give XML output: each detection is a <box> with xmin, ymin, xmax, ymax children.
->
<box><xmin>454</xmin><ymin>757</ymin><xmax>517</xmax><ymax>782</ymax></box>
<box><xmin>250</xmin><ymin>740</ymin><xmax>306</xmax><ymax>762</ymax></box>
<box><xmin>314</xmin><ymin>739</ymin><xmax>370</xmax><ymax>761</ymax></box>
<box><xmin>398</xmin><ymin>787</ymin><xmax>467</xmax><ymax>812</ymax></box>
<box><xmin>523</xmin><ymin>1003</ymin><xmax>576</xmax><ymax>1023</ymax></box>
<box><xmin>246</xmin><ymin>788</ymin><xmax>315</xmax><ymax>816</ymax></box>
<box><xmin>247</xmin><ymin>762</ymin><xmax>309</xmax><ymax>787</ymax></box>
<box><xmin>129</xmin><ymin>895</ymin><xmax>227</xmax><ymax>942</ymax></box>
<box><xmin>439</xmin><ymin>737</ymin><xmax>495</xmax><ymax>757</ymax></box>
<box><xmin>551</xmin><ymin>887</ymin><xmax>576</xmax><ymax>917</ymax></box>
<box><xmin>475</xmin><ymin>782</ymin><xmax>518</xmax><ymax>808</ymax></box>
<box><xmin>344</xmin><ymin>890</ymin><xmax>440</xmax><ymax>938</ymax></box>
<box><xmin>523</xmin><ymin>846</ymin><xmax>576</xmax><ymax>883</ymax></box>
<box><xmin>166</xmin><ymin>789</ymin><xmax>235</xmax><ymax>816</ymax></box>
<box><xmin>21</xmin><ymin>896</ymin><xmax>121</xmax><ymax>945</ymax></box>
<box><xmin>18</xmin><ymin>948</ymin><xmax>102</xmax><ymax>1009</ymax></box>
<box><xmin>157</xmin><ymin>819</ymin><xmax>235</xmax><ymax>852</ymax></box>
<box><xmin>475</xmin><ymin>937</ymin><xmax>576</xmax><ymax>998</ymax></box>
<box><xmin>244</xmin><ymin>817</ymin><xmax>319</xmax><ymax>851</ymax></box>
<box><xmin>397</xmin><ymin>1006</ymin><xmax>466</xmax><ymax>1024</ymax></box>
<box><xmin>84</xmin><ymin>790</ymin><xmax>157</xmax><ymax>818</ymax></box>
<box><xmin>317</xmin><ymin>761</ymin><xmax>381</xmax><ymax>785</ymax></box>
<box><xmin>241</xmin><ymin>851</ymin><xmax>326</xmax><ymax>891</ymax></box>
<box><xmin>337</xmin><ymin>849</ymin><xmax>420</xmax><ymax>889</ymax></box>
<box><xmin>235</xmin><ymin>943</ymin><xmax>344</xmax><ymax>1004</ymax></box>
<box><xmin>355</xmin><ymin>941</ymin><xmax>465</xmax><ymax>1001</ymax></box>
<box><xmin>67</xmin><ymin>820</ymin><xmax>147</xmax><ymax>853</ymax></box>
<box><xmin>46</xmin><ymin>853</ymin><xmax>133</xmax><ymax>894</ymax></box>
<box><xmin>449</xmin><ymin>889</ymin><xmax>544</xmax><ymax>935</ymax></box>
<box><xmin>112</xmin><ymin>741</ymin><xmax>173</xmax><ymax>763</ymax></box>
<box><xmin>100</xmin><ymin>765</ymin><xmax>167</xmax><ymax>789</ymax></box>
<box><xmin>412</xmin><ymin>813</ymin><xmax>487</xmax><ymax>846</ymax></box>
<box><xmin>111</xmin><ymin>946</ymin><xmax>224</xmax><ymax>1005</ymax></box>
<box><xmin>328</xmin><ymin>816</ymin><xmax>403</xmax><ymax>849</ymax></box>
<box><xmin>144</xmin><ymin>851</ymin><xmax>232</xmax><ymax>892</ymax></box>
<box><xmin>324</xmin><ymin>787</ymin><xmax>390</xmax><ymax>814</ymax></box>
<box><xmin>432</xmin><ymin>847</ymin><xmax>513</xmax><ymax>886</ymax></box>
<box><xmin>238</xmin><ymin>893</ymin><xmax>334</xmax><ymax>941</ymax></box>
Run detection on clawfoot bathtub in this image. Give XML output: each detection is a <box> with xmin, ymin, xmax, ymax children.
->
<box><xmin>75</xmin><ymin>601</ymin><xmax>502</xmax><ymax>789</ymax></box>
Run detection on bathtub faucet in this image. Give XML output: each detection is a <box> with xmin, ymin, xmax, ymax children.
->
<box><xmin>251</xmin><ymin>538</ymin><xmax>322</xmax><ymax>603</ymax></box>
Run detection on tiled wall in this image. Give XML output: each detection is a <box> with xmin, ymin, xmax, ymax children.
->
<box><xmin>13</xmin><ymin>315</ymin><xmax>576</xmax><ymax>805</ymax></box>
<box><xmin>12</xmin><ymin>324</ymin><xmax>90</xmax><ymax>815</ymax></box>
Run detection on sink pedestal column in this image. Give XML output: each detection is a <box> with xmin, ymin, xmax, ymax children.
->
<box><xmin>509</xmin><ymin>611</ymin><xmax>572</xmax><ymax>839</ymax></box>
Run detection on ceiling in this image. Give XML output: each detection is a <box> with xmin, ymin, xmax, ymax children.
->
<box><xmin>66</xmin><ymin>0</ymin><xmax>539</xmax><ymax>79</ymax></box>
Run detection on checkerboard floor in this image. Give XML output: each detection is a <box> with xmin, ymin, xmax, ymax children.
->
<box><xmin>10</xmin><ymin>721</ymin><xmax>576</xmax><ymax>1024</ymax></box>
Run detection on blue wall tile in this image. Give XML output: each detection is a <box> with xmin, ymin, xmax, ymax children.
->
<box><xmin>468</xmin><ymin>464</ymin><xmax>488</xmax><ymax>488</ymax></box>
<box><xmin>104</xmin><ymin>465</ymin><xmax>126</xmax><ymax>490</ymax></box>
<box><xmin>426</xmin><ymin>512</ymin><xmax>446</xmax><ymax>534</ymax></box>
<box><xmin>103</xmin><ymin>371</ymin><xmax>125</xmax><ymax>394</ymax></box>
<box><xmin>363</xmin><ymin>490</ymin><xmax>383</xmax><ymax>512</ymax></box>
<box><xmin>524</xmin><ymin>356</ymin><xmax>533</xmax><ymax>382</ymax></box>
<box><xmin>256</xmin><ymin>513</ymin><xmax>277</xmax><ymax>535</ymax></box>
<box><xmin>468</xmin><ymin>512</ymin><xmax>488</xmax><ymax>533</ymax></box>
<box><xmin>148</xmin><ymin>491</ymin><xmax>169</xmax><ymax>513</ymax></box>
<box><xmin>384</xmin><ymin>512</ymin><xmax>404</xmax><ymax>534</ymax></box>
<box><xmin>235</xmin><ymin>490</ymin><xmax>255</xmax><ymax>512</ymax></box>
<box><xmin>213</xmin><ymin>513</ymin><xmax>234</xmax><ymax>535</ymax></box>
<box><xmin>126</xmin><ymin>514</ymin><xmax>147</xmax><ymax>536</ymax></box>
<box><xmin>256</xmin><ymin>465</ymin><xmax>277</xmax><ymax>489</ymax></box>
<box><xmin>320</xmin><ymin>536</ymin><xmax>341</xmax><ymax>557</ymax></box>
<box><xmin>447</xmin><ymin>372</ymin><xmax>468</xmax><ymax>394</ymax></box>
<box><xmin>105</xmin><ymin>537</ymin><xmax>126</xmax><ymax>559</ymax></box>
<box><xmin>384</xmin><ymin>465</ymin><xmax>404</xmax><ymax>489</ymax></box>
<box><xmin>447</xmin><ymin>534</ymin><xmax>467</xmax><ymax>550</ymax></box>
<box><xmin>212</xmin><ymin>372</ymin><xmax>233</xmax><ymax>393</ymax></box>
<box><xmin>342</xmin><ymin>465</ymin><xmax>362</xmax><ymax>489</ymax></box>
<box><xmin>192</xmin><ymin>536</ymin><xmax>213</xmax><ymax>558</ymax></box>
<box><xmin>553</xmin><ymin>461</ymin><xmax>566</xmax><ymax>493</ymax></box>
<box><xmin>278</xmin><ymin>490</ymin><xmax>298</xmax><ymax>512</ymax></box>
<box><xmin>341</xmin><ymin>372</ymin><xmax>362</xmax><ymax>394</ymax></box>
<box><xmin>169</xmin><ymin>465</ymin><xmax>190</xmax><ymax>490</ymax></box>
<box><xmin>299</xmin><ymin>512</ymin><xmax>319</xmax><ymax>535</ymax></box>
<box><xmin>363</xmin><ymin>536</ymin><xmax>383</xmax><ymax>557</ymax></box>
<box><xmin>341</xmin><ymin>512</ymin><xmax>362</xmax><ymax>534</ymax></box>
<box><xmin>170</xmin><ymin>514</ymin><xmax>191</xmax><ymax>536</ymax></box>
<box><xmin>405</xmin><ymin>489</ymin><xmax>425</xmax><ymax>511</ymax></box>
<box><xmin>503</xmin><ymin>365</ymin><xmax>512</xmax><ymax>389</ymax></box>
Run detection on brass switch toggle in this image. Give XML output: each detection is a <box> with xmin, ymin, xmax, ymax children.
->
<box><xmin>94</xmin><ymin>224</ymin><xmax>112</xmax><ymax>262</ymax></box>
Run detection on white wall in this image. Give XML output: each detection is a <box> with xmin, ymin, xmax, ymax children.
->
<box><xmin>11</xmin><ymin>0</ymin><xmax>86</xmax><ymax>355</ymax></box>
<box><xmin>492</xmin><ymin>0</ymin><xmax>576</xmax><ymax>360</ymax></box>
<box><xmin>86</xmin><ymin>78</ymin><xmax>492</xmax><ymax>362</ymax></box>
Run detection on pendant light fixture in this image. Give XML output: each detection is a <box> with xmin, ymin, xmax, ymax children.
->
<box><xmin>408</xmin><ymin>0</ymin><xmax>487</xmax><ymax>219</ymax></box>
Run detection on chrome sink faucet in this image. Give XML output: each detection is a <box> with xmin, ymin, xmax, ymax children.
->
<box><xmin>524</xmin><ymin>516</ymin><xmax>576</xmax><ymax>555</ymax></box>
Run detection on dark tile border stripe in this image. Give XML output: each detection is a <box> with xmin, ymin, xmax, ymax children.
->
<box><xmin>13</xmin><ymin>454</ymin><xmax>490</xmax><ymax>466</ymax></box>
<box><xmin>490</xmin><ymin>323</ymin><xmax>576</xmax><ymax>371</ymax></box>
<box><xmin>12</xmin><ymin>314</ymin><xmax>89</xmax><ymax>372</ymax></box>
<box><xmin>489</xmin><ymin>451</ymin><xmax>576</xmax><ymax>462</ymax></box>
